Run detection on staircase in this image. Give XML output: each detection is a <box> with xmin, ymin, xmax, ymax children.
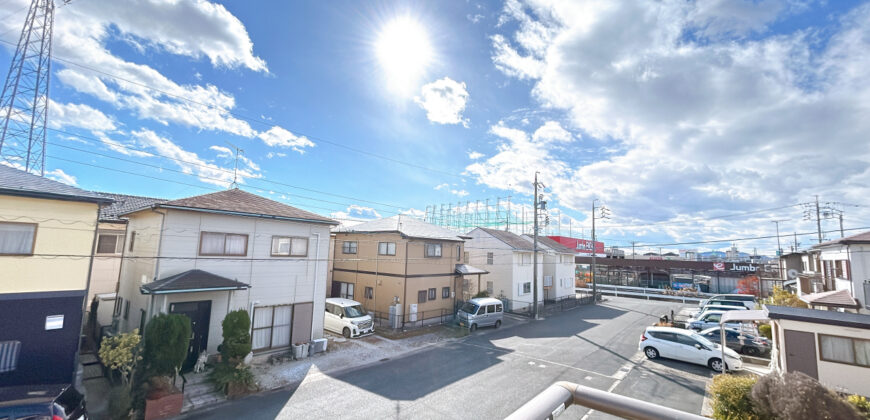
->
<box><xmin>180</xmin><ymin>371</ymin><xmax>226</xmax><ymax>413</ymax></box>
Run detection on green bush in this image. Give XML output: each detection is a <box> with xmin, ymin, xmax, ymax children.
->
<box><xmin>143</xmin><ymin>313</ymin><xmax>191</xmax><ymax>379</ymax></box>
<box><xmin>221</xmin><ymin>309</ymin><xmax>252</xmax><ymax>362</ymax></box>
<box><xmin>709</xmin><ymin>374</ymin><xmax>762</xmax><ymax>420</ymax></box>
<box><xmin>847</xmin><ymin>395</ymin><xmax>870</xmax><ymax>419</ymax></box>
<box><xmin>107</xmin><ymin>386</ymin><xmax>132</xmax><ymax>420</ymax></box>
<box><xmin>762</xmin><ymin>286</ymin><xmax>808</xmax><ymax>308</ymax></box>
<box><xmin>208</xmin><ymin>362</ymin><xmax>257</xmax><ymax>395</ymax></box>
<box><xmin>751</xmin><ymin>372</ymin><xmax>862</xmax><ymax>420</ymax></box>
<box><xmin>757</xmin><ymin>324</ymin><xmax>772</xmax><ymax>340</ymax></box>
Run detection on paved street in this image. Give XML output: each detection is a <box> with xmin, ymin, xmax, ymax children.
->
<box><xmin>181</xmin><ymin>297</ymin><xmax>714</xmax><ymax>419</ymax></box>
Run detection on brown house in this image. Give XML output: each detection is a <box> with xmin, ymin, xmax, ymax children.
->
<box><xmin>331</xmin><ymin>216</ymin><xmax>478</xmax><ymax>326</ymax></box>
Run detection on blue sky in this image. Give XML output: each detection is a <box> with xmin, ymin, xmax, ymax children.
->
<box><xmin>1</xmin><ymin>0</ymin><xmax>869</xmax><ymax>255</ymax></box>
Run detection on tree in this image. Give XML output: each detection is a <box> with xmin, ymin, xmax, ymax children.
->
<box><xmin>220</xmin><ymin>309</ymin><xmax>251</xmax><ymax>363</ymax></box>
<box><xmin>763</xmin><ymin>286</ymin><xmax>808</xmax><ymax>308</ymax></box>
<box><xmin>737</xmin><ymin>275</ymin><xmax>761</xmax><ymax>297</ymax></box>
<box><xmin>99</xmin><ymin>329</ymin><xmax>142</xmax><ymax>387</ymax></box>
<box><xmin>143</xmin><ymin>314</ymin><xmax>191</xmax><ymax>381</ymax></box>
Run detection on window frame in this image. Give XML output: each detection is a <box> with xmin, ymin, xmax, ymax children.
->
<box><xmin>442</xmin><ymin>287</ymin><xmax>450</xmax><ymax>299</ymax></box>
<box><xmin>818</xmin><ymin>333</ymin><xmax>870</xmax><ymax>367</ymax></box>
<box><xmin>0</xmin><ymin>222</ymin><xmax>38</xmax><ymax>256</ymax></box>
<box><xmin>96</xmin><ymin>232</ymin><xmax>124</xmax><ymax>255</ymax></box>
<box><xmin>342</xmin><ymin>241</ymin><xmax>358</xmax><ymax>254</ymax></box>
<box><xmin>428</xmin><ymin>288</ymin><xmax>436</xmax><ymax>300</ymax></box>
<box><xmin>486</xmin><ymin>252</ymin><xmax>494</xmax><ymax>265</ymax></box>
<box><xmin>198</xmin><ymin>231</ymin><xmax>249</xmax><ymax>256</ymax></box>
<box><xmin>378</xmin><ymin>242</ymin><xmax>396</xmax><ymax>256</ymax></box>
<box><xmin>425</xmin><ymin>243</ymin><xmax>442</xmax><ymax>258</ymax></box>
<box><xmin>365</xmin><ymin>286</ymin><xmax>374</xmax><ymax>299</ymax></box>
<box><xmin>418</xmin><ymin>290</ymin><xmax>427</xmax><ymax>303</ymax></box>
<box><xmin>456</xmin><ymin>245</ymin><xmax>461</xmax><ymax>261</ymax></box>
<box><xmin>270</xmin><ymin>236</ymin><xmax>309</xmax><ymax>257</ymax></box>
<box><xmin>522</xmin><ymin>282</ymin><xmax>531</xmax><ymax>295</ymax></box>
<box><xmin>251</xmin><ymin>304</ymin><xmax>294</xmax><ymax>352</ymax></box>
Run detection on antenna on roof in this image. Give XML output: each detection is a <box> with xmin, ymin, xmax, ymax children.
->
<box><xmin>225</xmin><ymin>141</ymin><xmax>244</xmax><ymax>189</ymax></box>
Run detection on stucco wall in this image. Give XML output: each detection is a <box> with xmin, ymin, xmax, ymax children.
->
<box><xmin>88</xmin><ymin>222</ymin><xmax>126</xmax><ymax>304</ymax></box>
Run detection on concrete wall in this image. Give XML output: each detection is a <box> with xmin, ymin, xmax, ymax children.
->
<box><xmin>116</xmin><ymin>209</ymin><xmax>163</xmax><ymax>333</ymax></box>
<box><xmin>0</xmin><ymin>195</ymin><xmax>99</xmax><ymax>294</ymax></box>
<box><xmin>774</xmin><ymin>318</ymin><xmax>870</xmax><ymax>396</ymax></box>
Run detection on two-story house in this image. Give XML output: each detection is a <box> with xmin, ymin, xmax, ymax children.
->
<box><xmin>115</xmin><ymin>188</ymin><xmax>336</xmax><ymax>365</ymax></box>
<box><xmin>806</xmin><ymin>231</ymin><xmax>870</xmax><ymax>313</ymax></box>
<box><xmin>331</xmin><ymin>216</ymin><xmax>468</xmax><ymax>326</ymax></box>
<box><xmin>0</xmin><ymin>165</ymin><xmax>111</xmax><ymax>386</ymax></box>
<box><xmin>522</xmin><ymin>235</ymin><xmax>576</xmax><ymax>301</ymax></box>
<box><xmin>464</xmin><ymin>228</ymin><xmax>543</xmax><ymax>311</ymax></box>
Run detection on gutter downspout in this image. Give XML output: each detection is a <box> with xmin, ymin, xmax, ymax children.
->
<box><xmin>145</xmin><ymin>208</ymin><xmax>167</xmax><ymax>327</ymax></box>
<box><xmin>76</xmin><ymin>203</ymin><xmax>103</xmax><ymax>387</ymax></box>
<box><xmin>313</xmin><ymin>232</ymin><xmax>321</xmax><ymax>341</ymax></box>
<box><xmin>403</xmin><ymin>241</ymin><xmax>409</xmax><ymax>329</ymax></box>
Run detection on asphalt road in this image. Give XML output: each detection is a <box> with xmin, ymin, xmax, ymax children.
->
<box><xmin>181</xmin><ymin>297</ymin><xmax>714</xmax><ymax>419</ymax></box>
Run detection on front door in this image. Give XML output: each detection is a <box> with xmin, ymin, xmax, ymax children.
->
<box><xmin>784</xmin><ymin>329</ymin><xmax>818</xmax><ymax>379</ymax></box>
<box><xmin>169</xmin><ymin>300</ymin><xmax>212</xmax><ymax>371</ymax></box>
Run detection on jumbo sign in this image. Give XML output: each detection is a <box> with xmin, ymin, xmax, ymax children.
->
<box><xmin>712</xmin><ymin>262</ymin><xmax>759</xmax><ymax>272</ymax></box>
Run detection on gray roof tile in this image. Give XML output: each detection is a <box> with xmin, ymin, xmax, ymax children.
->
<box><xmin>0</xmin><ymin>164</ymin><xmax>110</xmax><ymax>203</ymax></box>
<box><xmin>475</xmin><ymin>227</ymin><xmax>533</xmax><ymax>251</ymax></box>
<box><xmin>153</xmin><ymin>188</ymin><xmax>337</xmax><ymax>225</ymax></box>
<box><xmin>522</xmin><ymin>234</ymin><xmax>575</xmax><ymax>253</ymax></box>
<box><xmin>96</xmin><ymin>192</ymin><xmax>166</xmax><ymax>222</ymax></box>
<box><xmin>764</xmin><ymin>304</ymin><xmax>870</xmax><ymax>329</ymax></box>
<box><xmin>141</xmin><ymin>269</ymin><xmax>250</xmax><ymax>294</ymax></box>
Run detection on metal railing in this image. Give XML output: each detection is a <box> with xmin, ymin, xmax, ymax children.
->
<box><xmin>576</xmin><ymin>285</ymin><xmax>712</xmax><ymax>303</ymax></box>
<box><xmin>506</xmin><ymin>381</ymin><xmax>706</xmax><ymax>420</ymax></box>
<box><xmin>499</xmin><ymin>293</ymin><xmax>594</xmax><ymax>318</ymax></box>
<box><xmin>370</xmin><ymin>308</ymin><xmax>454</xmax><ymax>330</ymax></box>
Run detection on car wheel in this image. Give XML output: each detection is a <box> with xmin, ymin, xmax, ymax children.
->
<box><xmin>708</xmin><ymin>358</ymin><xmax>724</xmax><ymax>372</ymax></box>
<box><xmin>494</xmin><ymin>320</ymin><xmax>502</xmax><ymax>329</ymax></box>
<box><xmin>342</xmin><ymin>327</ymin><xmax>351</xmax><ymax>338</ymax></box>
<box><xmin>743</xmin><ymin>346</ymin><xmax>759</xmax><ymax>356</ymax></box>
<box><xmin>644</xmin><ymin>347</ymin><xmax>659</xmax><ymax>359</ymax></box>
<box><xmin>470</xmin><ymin>324</ymin><xmax>477</xmax><ymax>332</ymax></box>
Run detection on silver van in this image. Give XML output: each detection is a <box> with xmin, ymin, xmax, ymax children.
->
<box><xmin>457</xmin><ymin>297</ymin><xmax>504</xmax><ymax>331</ymax></box>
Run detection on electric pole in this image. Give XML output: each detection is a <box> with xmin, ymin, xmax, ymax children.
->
<box><xmin>772</xmin><ymin>220</ymin><xmax>786</xmax><ymax>256</ymax></box>
<box><xmin>815</xmin><ymin>195</ymin><xmax>823</xmax><ymax>244</ymax></box>
<box><xmin>533</xmin><ymin>172</ymin><xmax>540</xmax><ymax>319</ymax></box>
<box><xmin>591</xmin><ymin>199</ymin><xmax>610</xmax><ymax>304</ymax></box>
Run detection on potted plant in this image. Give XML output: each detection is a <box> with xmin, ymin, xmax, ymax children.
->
<box><xmin>209</xmin><ymin>309</ymin><xmax>257</xmax><ymax>398</ymax></box>
<box><xmin>99</xmin><ymin>329</ymin><xmax>142</xmax><ymax>419</ymax></box>
<box><xmin>142</xmin><ymin>314</ymin><xmax>191</xmax><ymax>420</ymax></box>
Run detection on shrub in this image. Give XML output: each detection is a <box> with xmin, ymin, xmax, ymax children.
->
<box><xmin>757</xmin><ymin>324</ymin><xmax>772</xmax><ymax>340</ymax></box>
<box><xmin>143</xmin><ymin>314</ymin><xmax>191</xmax><ymax>380</ymax></box>
<box><xmin>709</xmin><ymin>374</ymin><xmax>762</xmax><ymax>420</ymax></box>
<box><xmin>473</xmin><ymin>291</ymin><xmax>489</xmax><ymax>298</ymax></box>
<box><xmin>847</xmin><ymin>395</ymin><xmax>870</xmax><ymax>419</ymax></box>
<box><xmin>208</xmin><ymin>361</ymin><xmax>257</xmax><ymax>397</ymax></box>
<box><xmin>751</xmin><ymin>372</ymin><xmax>862</xmax><ymax>420</ymax></box>
<box><xmin>99</xmin><ymin>329</ymin><xmax>142</xmax><ymax>387</ymax></box>
<box><xmin>762</xmin><ymin>286</ymin><xmax>807</xmax><ymax>309</ymax></box>
<box><xmin>221</xmin><ymin>309</ymin><xmax>252</xmax><ymax>362</ymax></box>
<box><xmin>107</xmin><ymin>386</ymin><xmax>133</xmax><ymax>420</ymax></box>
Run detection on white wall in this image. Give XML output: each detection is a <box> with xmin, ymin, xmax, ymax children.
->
<box><xmin>465</xmin><ymin>229</ymin><xmax>514</xmax><ymax>300</ymax></box>
<box><xmin>819</xmin><ymin>243</ymin><xmax>870</xmax><ymax>313</ymax></box>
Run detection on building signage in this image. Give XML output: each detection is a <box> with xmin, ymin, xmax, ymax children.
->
<box><xmin>713</xmin><ymin>262</ymin><xmax>725</xmax><ymax>271</ymax></box>
<box><xmin>548</xmin><ymin>236</ymin><xmax>605</xmax><ymax>255</ymax></box>
<box><xmin>729</xmin><ymin>263</ymin><xmax>758</xmax><ymax>272</ymax></box>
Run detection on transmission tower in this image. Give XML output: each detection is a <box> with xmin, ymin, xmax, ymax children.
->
<box><xmin>0</xmin><ymin>0</ymin><xmax>60</xmax><ymax>176</ymax></box>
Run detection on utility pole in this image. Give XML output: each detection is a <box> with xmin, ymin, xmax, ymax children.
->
<box><xmin>815</xmin><ymin>195</ymin><xmax>823</xmax><ymax>244</ymax></box>
<box><xmin>590</xmin><ymin>199</ymin><xmax>610</xmax><ymax>304</ymax></box>
<box><xmin>793</xmin><ymin>232</ymin><xmax>799</xmax><ymax>252</ymax></box>
<box><xmin>838</xmin><ymin>213</ymin><xmax>844</xmax><ymax>238</ymax></box>
<box><xmin>506</xmin><ymin>196</ymin><xmax>511</xmax><ymax>231</ymax></box>
<box><xmin>772</xmin><ymin>220</ymin><xmax>786</xmax><ymax>256</ymax></box>
<box><xmin>533</xmin><ymin>172</ymin><xmax>540</xmax><ymax>319</ymax></box>
<box><xmin>631</xmin><ymin>241</ymin><xmax>637</xmax><ymax>259</ymax></box>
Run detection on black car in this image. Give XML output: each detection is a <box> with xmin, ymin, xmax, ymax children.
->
<box><xmin>698</xmin><ymin>327</ymin><xmax>770</xmax><ymax>357</ymax></box>
<box><xmin>0</xmin><ymin>384</ymin><xmax>87</xmax><ymax>420</ymax></box>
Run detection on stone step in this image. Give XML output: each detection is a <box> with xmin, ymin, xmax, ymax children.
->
<box><xmin>181</xmin><ymin>392</ymin><xmax>225</xmax><ymax>413</ymax></box>
<box><xmin>181</xmin><ymin>372</ymin><xmax>211</xmax><ymax>386</ymax></box>
<box><xmin>183</xmin><ymin>382</ymin><xmax>217</xmax><ymax>398</ymax></box>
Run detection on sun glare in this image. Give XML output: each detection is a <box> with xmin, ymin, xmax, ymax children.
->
<box><xmin>376</xmin><ymin>17</ymin><xmax>432</xmax><ymax>95</ymax></box>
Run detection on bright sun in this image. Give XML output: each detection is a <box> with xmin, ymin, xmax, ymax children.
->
<box><xmin>376</xmin><ymin>17</ymin><xmax>432</xmax><ymax>95</ymax></box>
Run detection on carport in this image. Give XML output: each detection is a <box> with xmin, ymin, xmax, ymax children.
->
<box><xmin>719</xmin><ymin>309</ymin><xmax>770</xmax><ymax>373</ymax></box>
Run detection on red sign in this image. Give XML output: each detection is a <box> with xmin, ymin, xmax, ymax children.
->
<box><xmin>713</xmin><ymin>262</ymin><xmax>725</xmax><ymax>271</ymax></box>
<box><xmin>548</xmin><ymin>236</ymin><xmax>605</xmax><ymax>255</ymax></box>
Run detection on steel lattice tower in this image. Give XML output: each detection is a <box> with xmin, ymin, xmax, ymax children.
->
<box><xmin>0</xmin><ymin>0</ymin><xmax>56</xmax><ymax>176</ymax></box>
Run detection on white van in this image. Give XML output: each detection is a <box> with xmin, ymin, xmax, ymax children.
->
<box><xmin>324</xmin><ymin>297</ymin><xmax>374</xmax><ymax>338</ymax></box>
<box><xmin>457</xmin><ymin>297</ymin><xmax>504</xmax><ymax>332</ymax></box>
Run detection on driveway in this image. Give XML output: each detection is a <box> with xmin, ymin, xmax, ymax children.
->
<box><xmin>178</xmin><ymin>297</ymin><xmax>714</xmax><ymax>419</ymax></box>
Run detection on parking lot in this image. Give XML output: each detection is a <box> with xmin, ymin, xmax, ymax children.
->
<box><xmin>181</xmin><ymin>297</ymin><xmax>721</xmax><ymax>419</ymax></box>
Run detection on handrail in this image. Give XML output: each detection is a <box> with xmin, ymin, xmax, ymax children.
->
<box><xmin>506</xmin><ymin>381</ymin><xmax>706</xmax><ymax>420</ymax></box>
<box><xmin>576</xmin><ymin>287</ymin><xmax>705</xmax><ymax>303</ymax></box>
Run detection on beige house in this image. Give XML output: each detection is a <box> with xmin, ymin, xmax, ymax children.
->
<box><xmin>331</xmin><ymin>216</ymin><xmax>475</xmax><ymax>327</ymax></box>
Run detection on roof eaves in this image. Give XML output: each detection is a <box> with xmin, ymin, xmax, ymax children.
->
<box><xmin>0</xmin><ymin>187</ymin><xmax>113</xmax><ymax>204</ymax></box>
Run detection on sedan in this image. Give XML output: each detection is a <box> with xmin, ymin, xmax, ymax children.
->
<box><xmin>698</xmin><ymin>327</ymin><xmax>770</xmax><ymax>357</ymax></box>
<box><xmin>639</xmin><ymin>326</ymin><xmax>743</xmax><ymax>372</ymax></box>
<box><xmin>686</xmin><ymin>310</ymin><xmax>742</xmax><ymax>331</ymax></box>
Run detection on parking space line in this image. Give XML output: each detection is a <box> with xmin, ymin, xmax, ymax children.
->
<box><xmin>454</xmin><ymin>340</ymin><xmax>616</xmax><ymax>378</ymax></box>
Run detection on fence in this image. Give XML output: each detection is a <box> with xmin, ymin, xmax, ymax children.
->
<box><xmin>370</xmin><ymin>308</ymin><xmax>454</xmax><ymax>330</ymax></box>
<box><xmin>577</xmin><ymin>284</ymin><xmax>713</xmax><ymax>304</ymax></box>
<box><xmin>500</xmin><ymin>291</ymin><xmax>594</xmax><ymax>318</ymax></box>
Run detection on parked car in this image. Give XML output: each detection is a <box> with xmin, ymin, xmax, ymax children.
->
<box><xmin>686</xmin><ymin>310</ymin><xmax>743</xmax><ymax>331</ymax></box>
<box><xmin>0</xmin><ymin>384</ymin><xmax>87</xmax><ymax>420</ymax></box>
<box><xmin>688</xmin><ymin>304</ymin><xmax>749</xmax><ymax>318</ymax></box>
<box><xmin>457</xmin><ymin>297</ymin><xmax>504</xmax><ymax>332</ymax></box>
<box><xmin>696</xmin><ymin>299</ymin><xmax>750</xmax><ymax>311</ymax></box>
<box><xmin>639</xmin><ymin>326</ymin><xmax>742</xmax><ymax>372</ymax></box>
<box><xmin>324</xmin><ymin>297</ymin><xmax>374</xmax><ymax>338</ymax></box>
<box><xmin>699</xmin><ymin>294</ymin><xmax>756</xmax><ymax>310</ymax></box>
<box><xmin>698</xmin><ymin>327</ymin><xmax>771</xmax><ymax>357</ymax></box>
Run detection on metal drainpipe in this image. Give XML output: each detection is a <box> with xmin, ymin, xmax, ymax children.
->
<box><xmin>403</xmin><ymin>240</ymin><xmax>409</xmax><ymax>328</ymax></box>
<box><xmin>313</xmin><ymin>232</ymin><xmax>321</xmax><ymax>341</ymax></box>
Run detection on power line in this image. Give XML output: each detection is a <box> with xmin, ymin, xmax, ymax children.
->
<box><xmin>636</xmin><ymin>226</ymin><xmax>870</xmax><ymax>247</ymax></box>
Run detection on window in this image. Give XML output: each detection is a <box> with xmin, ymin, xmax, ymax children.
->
<box><xmin>705</xmin><ymin>314</ymin><xmax>721</xmax><ymax>323</ymax></box>
<box><xmin>487</xmin><ymin>305</ymin><xmax>496</xmax><ymax>314</ymax></box>
<box><xmin>0</xmin><ymin>222</ymin><xmax>36</xmax><ymax>255</ymax></box>
<box><xmin>199</xmin><ymin>232</ymin><xmax>248</xmax><ymax>256</ymax></box>
<box><xmin>365</xmin><ymin>287</ymin><xmax>374</xmax><ymax>299</ymax></box>
<box><xmin>521</xmin><ymin>282</ymin><xmax>531</xmax><ymax>295</ymax></box>
<box><xmin>676</xmin><ymin>334</ymin><xmax>700</xmax><ymax>347</ymax></box>
<box><xmin>464</xmin><ymin>251</ymin><xmax>469</xmax><ymax>263</ymax></box>
<box><xmin>123</xmin><ymin>300</ymin><xmax>130</xmax><ymax>320</ymax></box>
<box><xmin>442</xmin><ymin>287</ymin><xmax>450</xmax><ymax>299</ymax></box>
<box><xmin>428</xmin><ymin>288</ymin><xmax>436</xmax><ymax>300</ymax></box>
<box><xmin>378</xmin><ymin>242</ymin><xmax>396</xmax><ymax>256</ymax></box>
<box><xmin>425</xmin><ymin>243</ymin><xmax>442</xmax><ymax>258</ymax></box>
<box><xmin>335</xmin><ymin>282</ymin><xmax>354</xmax><ymax>300</ymax></box>
<box><xmin>456</xmin><ymin>245</ymin><xmax>461</xmax><ymax>261</ymax></box>
<box><xmin>271</xmin><ymin>236</ymin><xmax>308</xmax><ymax>257</ymax></box>
<box><xmin>0</xmin><ymin>340</ymin><xmax>21</xmax><ymax>373</ymax></box>
<box><xmin>252</xmin><ymin>305</ymin><xmax>294</xmax><ymax>351</ymax></box>
<box><xmin>544</xmin><ymin>276</ymin><xmax>553</xmax><ymax>287</ymax></box>
<box><xmin>486</xmin><ymin>281</ymin><xmax>493</xmax><ymax>295</ymax></box>
<box><xmin>96</xmin><ymin>233</ymin><xmax>124</xmax><ymax>254</ymax></box>
<box><xmin>819</xmin><ymin>334</ymin><xmax>870</xmax><ymax>367</ymax></box>
<box><xmin>418</xmin><ymin>290</ymin><xmax>427</xmax><ymax>303</ymax></box>
<box><xmin>342</xmin><ymin>241</ymin><xmax>358</xmax><ymax>254</ymax></box>
<box><xmin>486</xmin><ymin>252</ymin><xmax>494</xmax><ymax>265</ymax></box>
<box><xmin>129</xmin><ymin>231</ymin><xmax>136</xmax><ymax>252</ymax></box>
<box><xmin>113</xmin><ymin>297</ymin><xmax>124</xmax><ymax>318</ymax></box>
<box><xmin>562</xmin><ymin>255</ymin><xmax>573</xmax><ymax>264</ymax></box>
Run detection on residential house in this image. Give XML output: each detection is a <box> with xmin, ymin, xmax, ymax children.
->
<box><xmin>464</xmin><ymin>227</ymin><xmax>543</xmax><ymax>311</ymax></box>
<box><xmin>0</xmin><ymin>165</ymin><xmax>111</xmax><ymax>386</ymax></box>
<box><xmin>331</xmin><ymin>216</ymin><xmax>470</xmax><ymax>326</ymax></box>
<box><xmin>87</xmin><ymin>193</ymin><xmax>164</xmax><ymax>328</ymax></box>
<box><xmin>522</xmin><ymin>235</ymin><xmax>576</xmax><ymax>301</ymax></box>
<box><xmin>115</xmin><ymin>188</ymin><xmax>336</xmax><ymax>364</ymax></box>
<box><xmin>807</xmin><ymin>231</ymin><xmax>870</xmax><ymax>313</ymax></box>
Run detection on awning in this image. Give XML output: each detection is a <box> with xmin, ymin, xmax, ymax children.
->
<box><xmin>720</xmin><ymin>310</ymin><xmax>769</xmax><ymax>324</ymax></box>
<box><xmin>140</xmin><ymin>269</ymin><xmax>251</xmax><ymax>295</ymax></box>
<box><xmin>456</xmin><ymin>264</ymin><xmax>489</xmax><ymax>275</ymax></box>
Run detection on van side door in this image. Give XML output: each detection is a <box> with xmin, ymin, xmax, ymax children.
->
<box><xmin>486</xmin><ymin>305</ymin><xmax>497</xmax><ymax>326</ymax></box>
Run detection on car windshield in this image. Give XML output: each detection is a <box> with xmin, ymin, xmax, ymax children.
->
<box><xmin>692</xmin><ymin>333</ymin><xmax>716</xmax><ymax>347</ymax></box>
<box><xmin>343</xmin><ymin>305</ymin><xmax>366</xmax><ymax>318</ymax></box>
<box><xmin>460</xmin><ymin>302</ymin><xmax>479</xmax><ymax>314</ymax></box>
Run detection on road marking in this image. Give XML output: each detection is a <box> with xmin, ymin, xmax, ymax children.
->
<box><xmin>456</xmin><ymin>341</ymin><xmax>615</xmax><ymax>378</ymax></box>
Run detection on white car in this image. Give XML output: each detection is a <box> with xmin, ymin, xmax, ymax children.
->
<box><xmin>324</xmin><ymin>297</ymin><xmax>374</xmax><ymax>338</ymax></box>
<box><xmin>698</xmin><ymin>294</ymin><xmax>757</xmax><ymax>310</ymax></box>
<box><xmin>687</xmin><ymin>304</ymin><xmax>748</xmax><ymax>319</ymax></box>
<box><xmin>639</xmin><ymin>326</ymin><xmax>743</xmax><ymax>372</ymax></box>
<box><xmin>686</xmin><ymin>310</ymin><xmax>743</xmax><ymax>331</ymax></box>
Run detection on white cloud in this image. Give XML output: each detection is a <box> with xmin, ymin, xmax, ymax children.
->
<box><xmin>414</xmin><ymin>77</ymin><xmax>470</xmax><ymax>126</ymax></box>
<box><xmin>48</xmin><ymin>100</ymin><xmax>117</xmax><ymax>131</ymax></box>
<box><xmin>45</xmin><ymin>168</ymin><xmax>77</xmax><ymax>186</ymax></box>
<box><xmin>468</xmin><ymin>151</ymin><xmax>485</xmax><ymax>160</ymax></box>
<box><xmin>209</xmin><ymin>145</ymin><xmax>233</xmax><ymax>158</ymax></box>
<box><xmin>450</xmin><ymin>189</ymin><xmax>470</xmax><ymax>197</ymax></box>
<box><xmin>434</xmin><ymin>183</ymin><xmax>449</xmax><ymax>190</ymax></box>
<box><xmin>97</xmin><ymin>133</ymin><xmax>152</xmax><ymax>158</ymax></box>
<box><xmin>257</xmin><ymin>126</ymin><xmax>315</xmax><ymax>153</ymax></box>
<box><xmin>331</xmin><ymin>204</ymin><xmax>382</xmax><ymax>228</ymax></box>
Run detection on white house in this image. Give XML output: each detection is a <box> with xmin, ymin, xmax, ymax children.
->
<box><xmin>115</xmin><ymin>188</ymin><xmax>337</xmax><ymax>364</ymax></box>
<box><xmin>808</xmin><ymin>231</ymin><xmax>870</xmax><ymax>314</ymax></box>
<box><xmin>465</xmin><ymin>228</ymin><xmax>543</xmax><ymax>311</ymax></box>
<box><xmin>522</xmin><ymin>235</ymin><xmax>576</xmax><ymax>301</ymax></box>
